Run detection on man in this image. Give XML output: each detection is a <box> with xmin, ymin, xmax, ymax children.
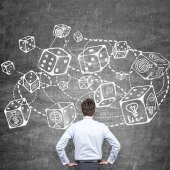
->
<box><xmin>56</xmin><ymin>98</ymin><xmax>121</xmax><ymax>170</ymax></box>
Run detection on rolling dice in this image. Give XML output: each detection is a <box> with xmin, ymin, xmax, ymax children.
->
<box><xmin>112</xmin><ymin>41</ymin><xmax>128</xmax><ymax>59</ymax></box>
<box><xmin>53</xmin><ymin>24</ymin><xmax>71</xmax><ymax>38</ymax></box>
<box><xmin>73</xmin><ymin>31</ymin><xmax>83</xmax><ymax>42</ymax></box>
<box><xmin>94</xmin><ymin>82</ymin><xmax>117</xmax><ymax>108</ymax></box>
<box><xmin>119</xmin><ymin>85</ymin><xmax>158</xmax><ymax>125</ymax></box>
<box><xmin>4</xmin><ymin>98</ymin><xmax>31</xmax><ymax>129</ymax></box>
<box><xmin>1</xmin><ymin>61</ymin><xmax>15</xmax><ymax>75</ymax></box>
<box><xmin>78</xmin><ymin>76</ymin><xmax>93</xmax><ymax>89</ymax></box>
<box><xmin>19</xmin><ymin>36</ymin><xmax>35</xmax><ymax>53</ymax></box>
<box><xmin>38</xmin><ymin>47</ymin><xmax>71</xmax><ymax>76</ymax></box>
<box><xmin>78</xmin><ymin>45</ymin><xmax>110</xmax><ymax>74</ymax></box>
<box><xmin>45</xmin><ymin>102</ymin><xmax>76</xmax><ymax>129</ymax></box>
<box><xmin>22</xmin><ymin>70</ymin><xmax>40</xmax><ymax>93</ymax></box>
<box><xmin>132</xmin><ymin>52</ymin><xmax>169</xmax><ymax>80</ymax></box>
<box><xmin>58</xmin><ymin>81</ymin><xmax>68</xmax><ymax>90</ymax></box>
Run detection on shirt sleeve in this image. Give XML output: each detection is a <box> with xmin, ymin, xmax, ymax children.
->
<box><xmin>56</xmin><ymin>124</ymin><xmax>74</xmax><ymax>165</ymax></box>
<box><xmin>103</xmin><ymin>125</ymin><xmax>121</xmax><ymax>164</ymax></box>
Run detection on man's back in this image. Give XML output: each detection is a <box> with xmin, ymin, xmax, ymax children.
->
<box><xmin>70</xmin><ymin>116</ymin><xmax>106</xmax><ymax>160</ymax></box>
<box><xmin>56</xmin><ymin>98</ymin><xmax>121</xmax><ymax>169</ymax></box>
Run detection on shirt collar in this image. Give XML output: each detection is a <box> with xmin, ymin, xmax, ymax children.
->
<box><xmin>83</xmin><ymin>116</ymin><xmax>93</xmax><ymax>119</ymax></box>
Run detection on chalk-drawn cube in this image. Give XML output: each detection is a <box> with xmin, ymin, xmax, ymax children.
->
<box><xmin>73</xmin><ymin>31</ymin><xmax>83</xmax><ymax>42</ymax></box>
<box><xmin>45</xmin><ymin>102</ymin><xmax>76</xmax><ymax>129</ymax></box>
<box><xmin>19</xmin><ymin>36</ymin><xmax>35</xmax><ymax>53</ymax></box>
<box><xmin>119</xmin><ymin>85</ymin><xmax>159</xmax><ymax>125</ymax></box>
<box><xmin>78</xmin><ymin>45</ymin><xmax>110</xmax><ymax>74</ymax></box>
<box><xmin>38</xmin><ymin>48</ymin><xmax>71</xmax><ymax>76</ymax></box>
<box><xmin>1</xmin><ymin>61</ymin><xmax>15</xmax><ymax>75</ymax></box>
<box><xmin>22</xmin><ymin>70</ymin><xmax>40</xmax><ymax>93</ymax></box>
<box><xmin>78</xmin><ymin>76</ymin><xmax>93</xmax><ymax>89</ymax></box>
<box><xmin>94</xmin><ymin>82</ymin><xmax>116</xmax><ymax>108</ymax></box>
<box><xmin>53</xmin><ymin>24</ymin><xmax>71</xmax><ymax>38</ymax></box>
<box><xmin>131</xmin><ymin>52</ymin><xmax>169</xmax><ymax>80</ymax></box>
<box><xmin>112</xmin><ymin>41</ymin><xmax>128</xmax><ymax>59</ymax></box>
<box><xmin>4</xmin><ymin>98</ymin><xmax>31</xmax><ymax>129</ymax></box>
<box><xmin>58</xmin><ymin>81</ymin><xmax>68</xmax><ymax>90</ymax></box>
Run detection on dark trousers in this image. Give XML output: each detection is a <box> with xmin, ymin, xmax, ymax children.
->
<box><xmin>74</xmin><ymin>162</ymin><xmax>103</xmax><ymax>170</ymax></box>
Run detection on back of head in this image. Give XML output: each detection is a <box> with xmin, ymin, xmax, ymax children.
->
<box><xmin>81</xmin><ymin>98</ymin><xmax>95</xmax><ymax>116</ymax></box>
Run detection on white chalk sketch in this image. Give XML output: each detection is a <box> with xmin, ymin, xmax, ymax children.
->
<box><xmin>73</xmin><ymin>31</ymin><xmax>83</xmax><ymax>42</ymax></box>
<box><xmin>94</xmin><ymin>82</ymin><xmax>117</xmax><ymax>108</ymax></box>
<box><xmin>119</xmin><ymin>85</ymin><xmax>159</xmax><ymax>125</ymax></box>
<box><xmin>112</xmin><ymin>41</ymin><xmax>129</xmax><ymax>59</ymax></box>
<box><xmin>45</xmin><ymin>102</ymin><xmax>76</xmax><ymax>129</ymax></box>
<box><xmin>116</xmin><ymin>71</ymin><xmax>129</xmax><ymax>80</ymax></box>
<box><xmin>131</xmin><ymin>52</ymin><xmax>169</xmax><ymax>80</ymax></box>
<box><xmin>4</xmin><ymin>98</ymin><xmax>31</xmax><ymax>129</ymax></box>
<box><xmin>58</xmin><ymin>81</ymin><xmax>69</xmax><ymax>90</ymax></box>
<box><xmin>78</xmin><ymin>45</ymin><xmax>110</xmax><ymax>74</ymax></box>
<box><xmin>2</xmin><ymin>23</ymin><xmax>170</xmax><ymax>129</ymax></box>
<box><xmin>1</xmin><ymin>61</ymin><xmax>15</xmax><ymax>75</ymax></box>
<box><xmin>22</xmin><ymin>70</ymin><xmax>40</xmax><ymax>93</ymax></box>
<box><xmin>78</xmin><ymin>76</ymin><xmax>93</xmax><ymax>89</ymax></box>
<box><xmin>19</xmin><ymin>36</ymin><xmax>35</xmax><ymax>53</ymax></box>
<box><xmin>53</xmin><ymin>24</ymin><xmax>71</xmax><ymax>38</ymax></box>
<box><xmin>38</xmin><ymin>47</ymin><xmax>71</xmax><ymax>76</ymax></box>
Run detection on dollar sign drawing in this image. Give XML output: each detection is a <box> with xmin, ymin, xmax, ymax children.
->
<box><xmin>12</xmin><ymin>115</ymin><xmax>19</xmax><ymax>125</ymax></box>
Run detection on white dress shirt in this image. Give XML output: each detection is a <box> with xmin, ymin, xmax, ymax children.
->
<box><xmin>56</xmin><ymin>116</ymin><xmax>121</xmax><ymax>165</ymax></box>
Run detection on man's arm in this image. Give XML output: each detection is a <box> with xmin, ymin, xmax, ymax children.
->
<box><xmin>56</xmin><ymin>124</ymin><xmax>74</xmax><ymax>165</ymax></box>
<box><xmin>103</xmin><ymin>125</ymin><xmax>121</xmax><ymax>164</ymax></box>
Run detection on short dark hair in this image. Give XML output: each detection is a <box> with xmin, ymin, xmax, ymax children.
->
<box><xmin>81</xmin><ymin>98</ymin><xmax>95</xmax><ymax>116</ymax></box>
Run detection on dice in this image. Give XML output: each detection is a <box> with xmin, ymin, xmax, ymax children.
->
<box><xmin>119</xmin><ymin>85</ymin><xmax>159</xmax><ymax>125</ymax></box>
<box><xmin>58</xmin><ymin>81</ymin><xmax>68</xmax><ymax>90</ymax></box>
<box><xmin>78</xmin><ymin>76</ymin><xmax>93</xmax><ymax>89</ymax></box>
<box><xmin>4</xmin><ymin>98</ymin><xmax>31</xmax><ymax>129</ymax></box>
<box><xmin>22</xmin><ymin>70</ymin><xmax>40</xmax><ymax>93</ymax></box>
<box><xmin>78</xmin><ymin>45</ymin><xmax>110</xmax><ymax>74</ymax></box>
<box><xmin>19</xmin><ymin>36</ymin><xmax>35</xmax><ymax>53</ymax></box>
<box><xmin>112</xmin><ymin>41</ymin><xmax>128</xmax><ymax>59</ymax></box>
<box><xmin>53</xmin><ymin>24</ymin><xmax>71</xmax><ymax>38</ymax></box>
<box><xmin>45</xmin><ymin>102</ymin><xmax>77</xmax><ymax>129</ymax></box>
<box><xmin>94</xmin><ymin>82</ymin><xmax>117</xmax><ymax>108</ymax></box>
<box><xmin>38</xmin><ymin>47</ymin><xmax>71</xmax><ymax>76</ymax></box>
<box><xmin>132</xmin><ymin>52</ymin><xmax>169</xmax><ymax>80</ymax></box>
<box><xmin>73</xmin><ymin>31</ymin><xmax>83</xmax><ymax>42</ymax></box>
<box><xmin>1</xmin><ymin>61</ymin><xmax>15</xmax><ymax>75</ymax></box>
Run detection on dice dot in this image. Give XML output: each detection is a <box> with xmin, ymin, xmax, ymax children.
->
<box><xmin>129</xmin><ymin>93</ymin><xmax>133</xmax><ymax>95</ymax></box>
<box><xmin>48</xmin><ymin>67</ymin><xmax>51</xmax><ymax>70</ymax></box>
<box><xmin>57</xmin><ymin>51</ymin><xmax>61</xmax><ymax>54</ymax></box>
<box><xmin>143</xmin><ymin>88</ymin><xmax>147</xmax><ymax>90</ymax></box>
<box><xmin>91</xmin><ymin>57</ymin><xmax>95</xmax><ymax>61</ymax></box>
<box><xmin>51</xmin><ymin>58</ymin><xmax>54</xmax><ymax>61</ymax></box>
<box><xmin>137</xmin><ymin>94</ymin><xmax>141</xmax><ymax>97</ymax></box>
<box><xmin>89</xmin><ymin>49</ymin><xmax>94</xmax><ymax>53</ymax></box>
<box><xmin>133</xmin><ymin>88</ymin><xmax>137</xmax><ymax>91</ymax></box>
<box><xmin>85</xmin><ymin>67</ymin><xmax>89</xmax><ymax>71</ymax></box>
<box><xmin>100</xmin><ymin>54</ymin><xmax>103</xmax><ymax>57</ymax></box>
<box><xmin>55</xmin><ymin>68</ymin><xmax>59</xmax><ymax>72</ymax></box>
<box><xmin>125</xmin><ymin>97</ymin><xmax>129</xmax><ymax>99</ymax></box>
<box><xmin>43</xmin><ymin>60</ymin><xmax>46</xmax><ymax>63</ymax></box>
<box><xmin>15</xmin><ymin>105</ymin><xmax>18</xmax><ymax>108</ymax></box>
<box><xmin>41</xmin><ymin>64</ymin><xmax>44</xmax><ymax>67</ymax></box>
<box><xmin>64</xmin><ymin>60</ymin><xmax>68</xmax><ymax>63</ymax></box>
<box><xmin>49</xmin><ymin>62</ymin><xmax>52</xmax><ymax>65</ymax></box>
<box><xmin>45</xmin><ymin>54</ymin><xmax>48</xmax><ymax>58</ymax></box>
<box><xmin>88</xmin><ymin>62</ymin><xmax>92</xmax><ymax>66</ymax></box>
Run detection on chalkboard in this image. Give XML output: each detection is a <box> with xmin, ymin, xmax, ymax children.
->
<box><xmin>0</xmin><ymin>0</ymin><xmax>170</xmax><ymax>169</ymax></box>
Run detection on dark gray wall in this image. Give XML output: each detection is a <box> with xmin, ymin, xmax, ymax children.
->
<box><xmin>0</xmin><ymin>0</ymin><xmax>170</xmax><ymax>170</ymax></box>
